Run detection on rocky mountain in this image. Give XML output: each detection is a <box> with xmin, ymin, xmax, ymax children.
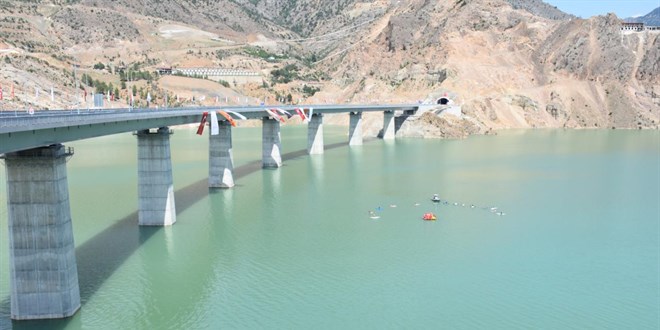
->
<box><xmin>625</xmin><ymin>7</ymin><xmax>660</xmax><ymax>26</ymax></box>
<box><xmin>0</xmin><ymin>0</ymin><xmax>657</xmax><ymax>134</ymax></box>
<box><xmin>319</xmin><ymin>0</ymin><xmax>658</xmax><ymax>131</ymax></box>
<box><xmin>505</xmin><ymin>0</ymin><xmax>574</xmax><ymax>20</ymax></box>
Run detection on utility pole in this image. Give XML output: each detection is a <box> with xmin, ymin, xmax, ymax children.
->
<box><xmin>23</xmin><ymin>81</ymin><xmax>26</xmax><ymax>114</ymax></box>
<box><xmin>73</xmin><ymin>63</ymin><xmax>80</xmax><ymax>113</ymax></box>
<box><xmin>129</xmin><ymin>69</ymin><xmax>133</xmax><ymax>111</ymax></box>
<box><xmin>85</xmin><ymin>73</ymin><xmax>90</xmax><ymax>111</ymax></box>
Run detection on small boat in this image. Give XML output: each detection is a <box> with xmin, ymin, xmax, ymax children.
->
<box><xmin>431</xmin><ymin>194</ymin><xmax>441</xmax><ymax>203</ymax></box>
<box><xmin>422</xmin><ymin>213</ymin><xmax>437</xmax><ymax>221</ymax></box>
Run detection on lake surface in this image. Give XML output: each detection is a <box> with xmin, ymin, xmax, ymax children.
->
<box><xmin>0</xmin><ymin>127</ymin><xmax>658</xmax><ymax>329</ymax></box>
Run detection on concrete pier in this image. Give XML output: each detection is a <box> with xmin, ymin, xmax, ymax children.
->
<box><xmin>262</xmin><ymin>118</ymin><xmax>282</xmax><ymax>168</ymax></box>
<box><xmin>137</xmin><ymin>127</ymin><xmax>176</xmax><ymax>226</ymax></box>
<box><xmin>3</xmin><ymin>144</ymin><xmax>81</xmax><ymax>320</ymax></box>
<box><xmin>209</xmin><ymin>121</ymin><xmax>234</xmax><ymax>188</ymax></box>
<box><xmin>307</xmin><ymin>113</ymin><xmax>324</xmax><ymax>155</ymax></box>
<box><xmin>382</xmin><ymin>111</ymin><xmax>395</xmax><ymax>140</ymax></box>
<box><xmin>349</xmin><ymin>112</ymin><xmax>363</xmax><ymax>146</ymax></box>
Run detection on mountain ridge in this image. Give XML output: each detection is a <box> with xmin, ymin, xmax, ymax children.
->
<box><xmin>625</xmin><ymin>7</ymin><xmax>660</xmax><ymax>26</ymax></box>
<box><xmin>0</xmin><ymin>0</ymin><xmax>657</xmax><ymax>133</ymax></box>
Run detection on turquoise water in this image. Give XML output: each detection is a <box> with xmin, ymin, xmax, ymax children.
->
<box><xmin>0</xmin><ymin>127</ymin><xmax>658</xmax><ymax>329</ymax></box>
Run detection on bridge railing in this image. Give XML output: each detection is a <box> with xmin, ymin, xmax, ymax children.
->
<box><xmin>0</xmin><ymin>108</ymin><xmax>201</xmax><ymax>131</ymax></box>
<box><xmin>0</xmin><ymin>104</ymin><xmax>420</xmax><ymax>132</ymax></box>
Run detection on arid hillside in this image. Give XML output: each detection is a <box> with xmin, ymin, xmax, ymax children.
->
<box><xmin>312</xmin><ymin>0</ymin><xmax>659</xmax><ymax>130</ymax></box>
<box><xmin>0</xmin><ymin>0</ymin><xmax>657</xmax><ymax>133</ymax></box>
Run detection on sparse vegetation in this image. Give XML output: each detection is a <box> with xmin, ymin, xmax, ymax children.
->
<box><xmin>244</xmin><ymin>46</ymin><xmax>287</xmax><ymax>61</ymax></box>
<box><xmin>302</xmin><ymin>85</ymin><xmax>319</xmax><ymax>96</ymax></box>
<box><xmin>215</xmin><ymin>50</ymin><xmax>226</xmax><ymax>60</ymax></box>
<box><xmin>119</xmin><ymin>70</ymin><xmax>153</xmax><ymax>82</ymax></box>
<box><xmin>270</xmin><ymin>64</ymin><xmax>299</xmax><ymax>84</ymax></box>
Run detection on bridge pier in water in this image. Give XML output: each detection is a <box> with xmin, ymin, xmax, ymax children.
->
<box><xmin>382</xmin><ymin>111</ymin><xmax>396</xmax><ymax>140</ymax></box>
<box><xmin>262</xmin><ymin>118</ymin><xmax>282</xmax><ymax>168</ymax></box>
<box><xmin>349</xmin><ymin>112</ymin><xmax>363</xmax><ymax>146</ymax></box>
<box><xmin>307</xmin><ymin>113</ymin><xmax>324</xmax><ymax>155</ymax></box>
<box><xmin>3</xmin><ymin>144</ymin><xmax>81</xmax><ymax>320</ymax></box>
<box><xmin>209</xmin><ymin>121</ymin><xmax>234</xmax><ymax>188</ymax></box>
<box><xmin>137</xmin><ymin>127</ymin><xmax>176</xmax><ymax>226</ymax></box>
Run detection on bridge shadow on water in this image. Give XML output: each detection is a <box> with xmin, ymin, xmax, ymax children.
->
<box><xmin>3</xmin><ymin>141</ymin><xmax>353</xmax><ymax>329</ymax></box>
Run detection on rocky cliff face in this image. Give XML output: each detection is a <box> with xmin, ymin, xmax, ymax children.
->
<box><xmin>316</xmin><ymin>0</ymin><xmax>659</xmax><ymax>131</ymax></box>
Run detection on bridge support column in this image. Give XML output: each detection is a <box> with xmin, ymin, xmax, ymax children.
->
<box><xmin>262</xmin><ymin>118</ymin><xmax>282</xmax><ymax>168</ymax></box>
<box><xmin>307</xmin><ymin>113</ymin><xmax>324</xmax><ymax>155</ymax></box>
<box><xmin>349</xmin><ymin>112</ymin><xmax>363</xmax><ymax>146</ymax></box>
<box><xmin>137</xmin><ymin>127</ymin><xmax>176</xmax><ymax>226</ymax></box>
<box><xmin>382</xmin><ymin>111</ymin><xmax>395</xmax><ymax>140</ymax></box>
<box><xmin>3</xmin><ymin>144</ymin><xmax>80</xmax><ymax>320</ymax></box>
<box><xmin>209</xmin><ymin>121</ymin><xmax>234</xmax><ymax>188</ymax></box>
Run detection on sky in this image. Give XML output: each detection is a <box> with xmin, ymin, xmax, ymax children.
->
<box><xmin>544</xmin><ymin>0</ymin><xmax>659</xmax><ymax>18</ymax></box>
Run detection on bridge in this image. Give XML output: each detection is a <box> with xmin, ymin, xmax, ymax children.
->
<box><xmin>0</xmin><ymin>104</ymin><xmax>419</xmax><ymax>320</ymax></box>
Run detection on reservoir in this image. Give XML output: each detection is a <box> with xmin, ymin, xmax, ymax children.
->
<box><xmin>0</xmin><ymin>127</ymin><xmax>658</xmax><ymax>329</ymax></box>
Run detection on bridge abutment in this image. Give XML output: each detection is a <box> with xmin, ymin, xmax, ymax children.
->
<box><xmin>209</xmin><ymin>121</ymin><xmax>234</xmax><ymax>188</ymax></box>
<box><xmin>382</xmin><ymin>111</ymin><xmax>395</xmax><ymax>140</ymax></box>
<box><xmin>349</xmin><ymin>112</ymin><xmax>363</xmax><ymax>146</ymax></box>
<box><xmin>262</xmin><ymin>118</ymin><xmax>282</xmax><ymax>168</ymax></box>
<box><xmin>137</xmin><ymin>127</ymin><xmax>176</xmax><ymax>226</ymax></box>
<box><xmin>307</xmin><ymin>113</ymin><xmax>324</xmax><ymax>155</ymax></box>
<box><xmin>3</xmin><ymin>144</ymin><xmax>81</xmax><ymax>320</ymax></box>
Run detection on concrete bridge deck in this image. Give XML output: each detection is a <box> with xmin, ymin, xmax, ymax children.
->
<box><xmin>0</xmin><ymin>104</ymin><xmax>417</xmax><ymax>154</ymax></box>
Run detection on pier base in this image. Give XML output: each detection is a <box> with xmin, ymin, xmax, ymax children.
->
<box><xmin>307</xmin><ymin>113</ymin><xmax>324</xmax><ymax>155</ymax></box>
<box><xmin>3</xmin><ymin>144</ymin><xmax>81</xmax><ymax>320</ymax></box>
<box><xmin>382</xmin><ymin>111</ymin><xmax>395</xmax><ymax>140</ymax></box>
<box><xmin>137</xmin><ymin>127</ymin><xmax>176</xmax><ymax>226</ymax></box>
<box><xmin>209</xmin><ymin>121</ymin><xmax>235</xmax><ymax>188</ymax></box>
<box><xmin>349</xmin><ymin>112</ymin><xmax>363</xmax><ymax>146</ymax></box>
<box><xmin>262</xmin><ymin>118</ymin><xmax>282</xmax><ymax>168</ymax></box>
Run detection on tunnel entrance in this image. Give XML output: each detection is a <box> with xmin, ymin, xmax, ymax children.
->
<box><xmin>437</xmin><ymin>97</ymin><xmax>450</xmax><ymax>105</ymax></box>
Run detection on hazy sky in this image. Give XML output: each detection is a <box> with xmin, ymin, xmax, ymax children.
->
<box><xmin>544</xmin><ymin>0</ymin><xmax>659</xmax><ymax>18</ymax></box>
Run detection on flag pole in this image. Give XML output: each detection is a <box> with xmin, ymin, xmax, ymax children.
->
<box><xmin>23</xmin><ymin>82</ymin><xmax>27</xmax><ymax>115</ymax></box>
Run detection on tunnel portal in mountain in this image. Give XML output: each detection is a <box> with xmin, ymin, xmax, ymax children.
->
<box><xmin>437</xmin><ymin>97</ymin><xmax>449</xmax><ymax>105</ymax></box>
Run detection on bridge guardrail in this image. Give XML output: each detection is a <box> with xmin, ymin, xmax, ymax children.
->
<box><xmin>0</xmin><ymin>105</ymin><xmax>420</xmax><ymax>132</ymax></box>
<box><xmin>0</xmin><ymin>104</ymin><xmax>420</xmax><ymax>154</ymax></box>
<box><xmin>0</xmin><ymin>108</ymin><xmax>204</xmax><ymax>131</ymax></box>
